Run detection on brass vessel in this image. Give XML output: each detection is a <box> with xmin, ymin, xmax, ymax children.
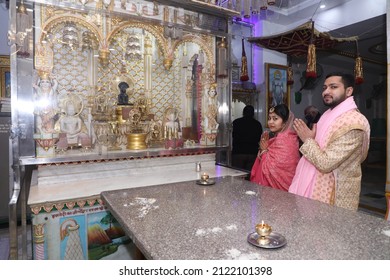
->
<box><xmin>255</xmin><ymin>222</ymin><xmax>272</xmax><ymax>245</ymax></box>
<box><xmin>126</xmin><ymin>133</ymin><xmax>147</xmax><ymax>150</ymax></box>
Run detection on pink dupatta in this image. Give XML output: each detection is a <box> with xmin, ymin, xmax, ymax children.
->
<box><xmin>250</xmin><ymin>112</ymin><xmax>300</xmax><ymax>191</ymax></box>
<box><xmin>289</xmin><ymin>96</ymin><xmax>358</xmax><ymax>197</ymax></box>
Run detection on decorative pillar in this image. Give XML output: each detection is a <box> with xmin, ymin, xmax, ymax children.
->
<box><xmin>144</xmin><ymin>35</ymin><xmax>152</xmax><ymax>100</ymax></box>
<box><xmin>33</xmin><ymin>224</ymin><xmax>45</xmax><ymax>260</ymax></box>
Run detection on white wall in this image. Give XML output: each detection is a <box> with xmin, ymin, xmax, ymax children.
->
<box><xmin>252</xmin><ymin>21</ymin><xmax>288</xmax><ymax>125</ymax></box>
<box><xmin>0</xmin><ymin>3</ymin><xmax>9</xmax><ymax>55</ymax></box>
<box><xmin>313</xmin><ymin>0</ymin><xmax>387</xmax><ymax>31</ymax></box>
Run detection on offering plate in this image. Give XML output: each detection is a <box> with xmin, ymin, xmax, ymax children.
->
<box><xmin>196</xmin><ymin>179</ymin><xmax>216</xmax><ymax>186</ymax></box>
<box><xmin>247</xmin><ymin>232</ymin><xmax>287</xmax><ymax>249</ymax></box>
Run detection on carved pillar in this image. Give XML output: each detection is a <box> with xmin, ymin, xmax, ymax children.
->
<box><xmin>33</xmin><ymin>223</ymin><xmax>45</xmax><ymax>260</ymax></box>
<box><xmin>144</xmin><ymin>35</ymin><xmax>152</xmax><ymax>99</ymax></box>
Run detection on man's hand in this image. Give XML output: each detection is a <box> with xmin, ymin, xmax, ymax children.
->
<box><xmin>293</xmin><ymin>118</ymin><xmax>316</xmax><ymax>143</ymax></box>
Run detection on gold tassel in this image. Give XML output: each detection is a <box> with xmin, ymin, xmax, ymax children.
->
<box><xmin>354</xmin><ymin>40</ymin><xmax>364</xmax><ymax>84</ymax></box>
<box><xmin>240</xmin><ymin>39</ymin><xmax>249</xmax><ymax>81</ymax></box>
<box><xmin>287</xmin><ymin>62</ymin><xmax>294</xmax><ymax>85</ymax></box>
<box><xmin>306</xmin><ymin>21</ymin><xmax>316</xmax><ymax>78</ymax></box>
<box><xmin>354</xmin><ymin>56</ymin><xmax>364</xmax><ymax>84</ymax></box>
<box><xmin>306</xmin><ymin>44</ymin><xmax>316</xmax><ymax>78</ymax></box>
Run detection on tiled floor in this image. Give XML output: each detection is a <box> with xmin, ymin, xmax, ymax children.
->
<box><xmin>359</xmin><ymin>164</ymin><xmax>387</xmax><ymax>218</ymax></box>
<box><xmin>0</xmin><ymin>164</ymin><xmax>387</xmax><ymax>260</ymax></box>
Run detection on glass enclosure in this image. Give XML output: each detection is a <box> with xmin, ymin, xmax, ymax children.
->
<box><xmin>10</xmin><ymin>0</ymin><xmax>235</xmax><ymax>165</ymax></box>
<box><xmin>8</xmin><ymin>0</ymin><xmax>239</xmax><ymax>260</ymax></box>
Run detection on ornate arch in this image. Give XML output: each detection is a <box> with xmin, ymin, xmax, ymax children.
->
<box><xmin>108</xmin><ymin>22</ymin><xmax>168</xmax><ymax>58</ymax></box>
<box><xmin>174</xmin><ymin>34</ymin><xmax>215</xmax><ymax>70</ymax></box>
<box><xmin>39</xmin><ymin>14</ymin><xmax>102</xmax><ymax>45</ymax></box>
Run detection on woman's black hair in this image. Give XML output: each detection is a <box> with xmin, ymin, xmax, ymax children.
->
<box><xmin>271</xmin><ymin>104</ymin><xmax>289</xmax><ymax>123</ymax></box>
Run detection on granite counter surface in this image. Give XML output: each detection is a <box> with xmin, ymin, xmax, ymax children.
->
<box><xmin>101</xmin><ymin>176</ymin><xmax>390</xmax><ymax>260</ymax></box>
<box><xmin>28</xmin><ymin>154</ymin><xmax>247</xmax><ymax>206</ymax></box>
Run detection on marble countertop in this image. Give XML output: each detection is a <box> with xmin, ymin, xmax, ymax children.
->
<box><xmin>28</xmin><ymin>154</ymin><xmax>247</xmax><ymax>206</ymax></box>
<box><xmin>101</xmin><ymin>176</ymin><xmax>390</xmax><ymax>260</ymax></box>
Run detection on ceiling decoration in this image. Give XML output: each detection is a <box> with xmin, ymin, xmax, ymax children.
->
<box><xmin>247</xmin><ymin>21</ymin><xmax>357</xmax><ymax>57</ymax></box>
<box><xmin>248</xmin><ymin>20</ymin><xmax>367</xmax><ymax>83</ymax></box>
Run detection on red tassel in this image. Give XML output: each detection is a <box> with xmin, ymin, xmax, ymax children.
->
<box><xmin>306</xmin><ymin>72</ymin><xmax>317</xmax><ymax>78</ymax></box>
<box><xmin>355</xmin><ymin>77</ymin><xmax>363</xmax><ymax>85</ymax></box>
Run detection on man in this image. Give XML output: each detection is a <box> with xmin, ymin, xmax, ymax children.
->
<box><xmin>232</xmin><ymin>105</ymin><xmax>263</xmax><ymax>172</ymax></box>
<box><xmin>289</xmin><ymin>72</ymin><xmax>370</xmax><ymax>211</ymax></box>
<box><xmin>303</xmin><ymin>105</ymin><xmax>321</xmax><ymax>129</ymax></box>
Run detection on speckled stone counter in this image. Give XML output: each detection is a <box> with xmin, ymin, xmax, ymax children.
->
<box><xmin>101</xmin><ymin>176</ymin><xmax>390</xmax><ymax>260</ymax></box>
<box><xmin>28</xmin><ymin>154</ymin><xmax>247</xmax><ymax>205</ymax></box>
<box><xmin>27</xmin><ymin>154</ymin><xmax>248</xmax><ymax>260</ymax></box>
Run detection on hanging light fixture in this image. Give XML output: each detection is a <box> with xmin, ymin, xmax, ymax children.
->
<box><xmin>243</xmin><ymin>0</ymin><xmax>251</xmax><ymax>18</ymax></box>
<box><xmin>217</xmin><ymin>37</ymin><xmax>228</xmax><ymax>78</ymax></box>
<box><xmin>181</xmin><ymin>43</ymin><xmax>188</xmax><ymax>68</ymax></box>
<box><xmin>81</xmin><ymin>30</ymin><xmax>98</xmax><ymax>51</ymax></box>
<box><xmin>240</xmin><ymin>38</ymin><xmax>249</xmax><ymax>81</ymax></box>
<box><xmin>260</xmin><ymin>0</ymin><xmax>269</xmax><ymax>11</ymax></box>
<box><xmin>16</xmin><ymin>1</ymin><xmax>28</xmax><ymax>35</ymax></box>
<box><xmin>62</xmin><ymin>22</ymin><xmax>79</xmax><ymax>50</ymax></box>
<box><xmin>125</xmin><ymin>33</ymin><xmax>142</xmax><ymax>61</ymax></box>
<box><xmin>216</xmin><ymin>0</ymin><xmax>282</xmax><ymax>16</ymax></box>
<box><xmin>16</xmin><ymin>0</ymin><xmax>31</xmax><ymax>57</ymax></box>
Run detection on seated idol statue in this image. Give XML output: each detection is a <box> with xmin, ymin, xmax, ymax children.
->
<box><xmin>147</xmin><ymin>117</ymin><xmax>163</xmax><ymax>142</ymax></box>
<box><xmin>117</xmin><ymin>81</ymin><xmax>129</xmax><ymax>105</ymax></box>
<box><xmin>128</xmin><ymin>108</ymin><xmax>144</xmax><ymax>133</ymax></box>
<box><xmin>59</xmin><ymin>101</ymin><xmax>84</xmax><ymax>146</ymax></box>
<box><xmin>163</xmin><ymin>107</ymin><xmax>181</xmax><ymax>139</ymax></box>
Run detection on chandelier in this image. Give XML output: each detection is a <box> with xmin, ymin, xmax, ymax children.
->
<box><xmin>217</xmin><ymin>0</ymin><xmax>277</xmax><ymax>18</ymax></box>
<box><xmin>62</xmin><ymin>22</ymin><xmax>79</xmax><ymax>49</ymax></box>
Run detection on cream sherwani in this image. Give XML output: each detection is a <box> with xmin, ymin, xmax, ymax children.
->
<box><xmin>301</xmin><ymin>128</ymin><xmax>366</xmax><ymax>210</ymax></box>
<box><xmin>290</xmin><ymin>97</ymin><xmax>370</xmax><ymax>211</ymax></box>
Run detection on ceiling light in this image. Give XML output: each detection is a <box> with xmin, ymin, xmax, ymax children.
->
<box><xmin>320</xmin><ymin>5</ymin><xmax>326</xmax><ymax>9</ymax></box>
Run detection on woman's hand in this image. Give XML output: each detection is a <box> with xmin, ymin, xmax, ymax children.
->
<box><xmin>259</xmin><ymin>131</ymin><xmax>269</xmax><ymax>151</ymax></box>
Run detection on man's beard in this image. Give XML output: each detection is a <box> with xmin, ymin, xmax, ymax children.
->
<box><xmin>323</xmin><ymin>95</ymin><xmax>346</xmax><ymax>109</ymax></box>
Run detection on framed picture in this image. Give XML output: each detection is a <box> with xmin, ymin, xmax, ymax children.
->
<box><xmin>265</xmin><ymin>63</ymin><xmax>290</xmax><ymax>124</ymax></box>
<box><xmin>0</xmin><ymin>55</ymin><xmax>10</xmax><ymax>98</ymax></box>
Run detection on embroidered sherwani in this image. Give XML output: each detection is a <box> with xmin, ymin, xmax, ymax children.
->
<box><xmin>297</xmin><ymin>109</ymin><xmax>370</xmax><ymax>210</ymax></box>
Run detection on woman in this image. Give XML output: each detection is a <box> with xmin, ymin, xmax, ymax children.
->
<box><xmin>250</xmin><ymin>104</ymin><xmax>300</xmax><ymax>191</ymax></box>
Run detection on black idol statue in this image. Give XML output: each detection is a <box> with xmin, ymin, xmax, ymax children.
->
<box><xmin>118</xmin><ymin>81</ymin><xmax>129</xmax><ymax>105</ymax></box>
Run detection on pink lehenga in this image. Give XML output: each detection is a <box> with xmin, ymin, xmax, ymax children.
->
<box><xmin>250</xmin><ymin>113</ymin><xmax>300</xmax><ymax>191</ymax></box>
